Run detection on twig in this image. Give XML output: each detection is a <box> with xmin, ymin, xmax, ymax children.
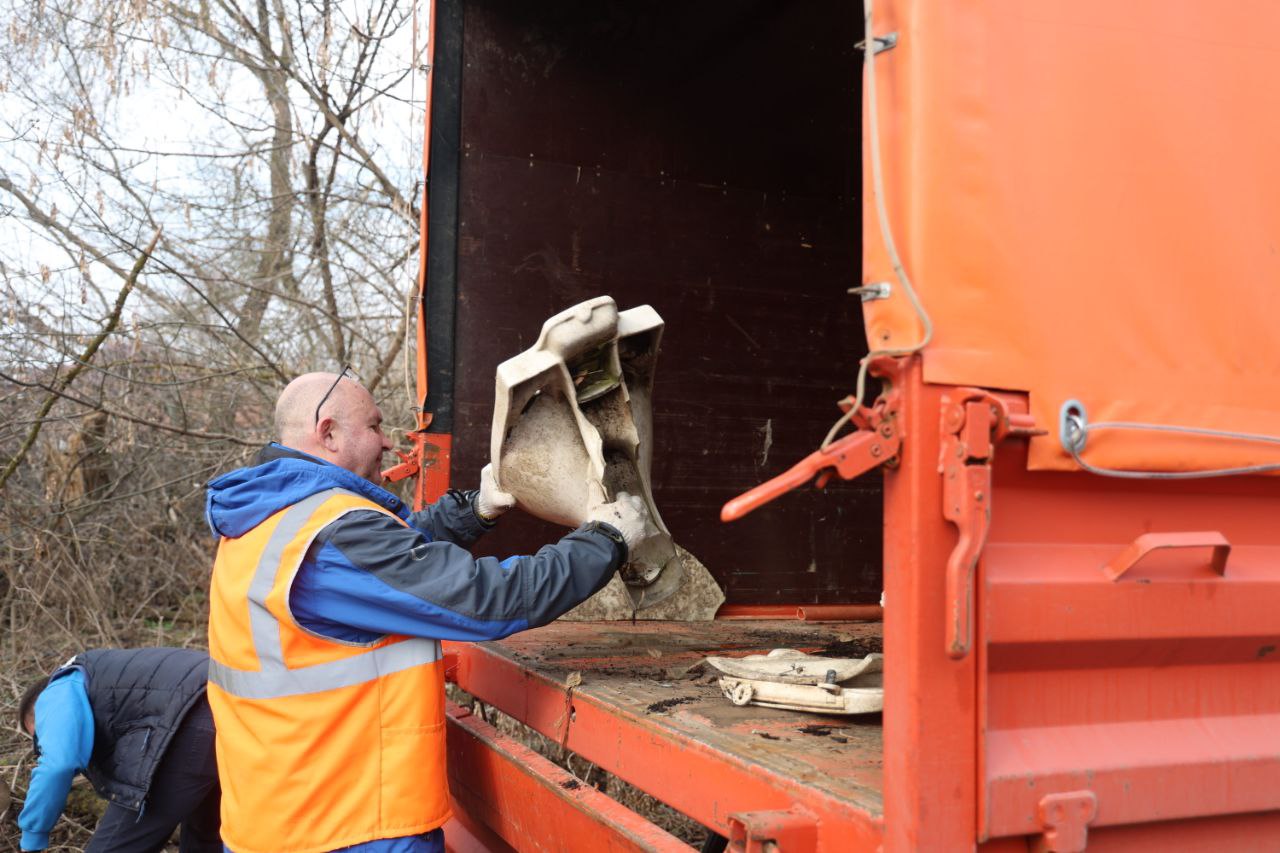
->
<box><xmin>112</xmin><ymin>237</ymin><xmax>290</xmax><ymax>385</ymax></box>
<box><xmin>0</xmin><ymin>231</ymin><xmax>161</xmax><ymax>491</ymax></box>
<box><xmin>0</xmin><ymin>371</ymin><xmax>260</xmax><ymax>448</ymax></box>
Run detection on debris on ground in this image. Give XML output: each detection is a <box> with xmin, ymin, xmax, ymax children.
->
<box><xmin>645</xmin><ymin>696</ymin><xmax>697</xmax><ymax>714</ymax></box>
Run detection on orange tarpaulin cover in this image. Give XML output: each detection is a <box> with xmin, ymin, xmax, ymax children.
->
<box><xmin>861</xmin><ymin>1</ymin><xmax>1280</xmax><ymax>473</ymax></box>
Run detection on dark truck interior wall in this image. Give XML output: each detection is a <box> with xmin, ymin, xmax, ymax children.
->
<box><xmin>447</xmin><ymin>0</ymin><xmax>878</xmax><ymax>604</ymax></box>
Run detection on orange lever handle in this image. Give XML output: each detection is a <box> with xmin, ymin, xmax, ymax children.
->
<box><xmin>721</xmin><ymin>429</ymin><xmax>891</xmax><ymax>523</ymax></box>
<box><xmin>721</xmin><ymin>451</ymin><xmax>830</xmax><ymax>522</ymax></box>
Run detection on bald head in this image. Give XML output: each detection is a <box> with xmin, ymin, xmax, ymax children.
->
<box><xmin>276</xmin><ymin>372</ymin><xmax>350</xmax><ymax>444</ymax></box>
<box><xmin>275</xmin><ymin>371</ymin><xmax>392</xmax><ymax>482</ymax></box>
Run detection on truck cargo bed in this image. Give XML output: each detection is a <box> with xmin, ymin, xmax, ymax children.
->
<box><xmin>446</xmin><ymin>620</ymin><xmax>885</xmax><ymax>846</ymax></box>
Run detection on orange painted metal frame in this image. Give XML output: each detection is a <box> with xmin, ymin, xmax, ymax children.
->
<box><xmin>383</xmin><ymin>0</ymin><xmax>451</xmax><ymax>509</ymax></box>
<box><xmin>445</xmin><ymin>700</ymin><xmax>690</xmax><ymax>852</ymax></box>
<box><xmin>444</xmin><ymin>639</ymin><xmax>884</xmax><ymax>851</ymax></box>
<box><xmin>878</xmin><ymin>360</ymin><xmax>980</xmax><ymax>850</ymax></box>
<box><xmin>882</xmin><ymin>361</ymin><xmax>1280</xmax><ymax>851</ymax></box>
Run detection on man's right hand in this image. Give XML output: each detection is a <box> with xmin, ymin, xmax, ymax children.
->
<box><xmin>586</xmin><ymin>492</ymin><xmax>651</xmax><ymax>553</ymax></box>
<box><xmin>475</xmin><ymin>463</ymin><xmax>516</xmax><ymax>521</ymax></box>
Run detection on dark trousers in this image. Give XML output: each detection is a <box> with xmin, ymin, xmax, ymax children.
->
<box><xmin>86</xmin><ymin>697</ymin><xmax>221</xmax><ymax>853</ymax></box>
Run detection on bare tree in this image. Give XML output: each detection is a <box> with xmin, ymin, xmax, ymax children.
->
<box><xmin>0</xmin><ymin>2</ymin><xmax>430</xmax><ymax>844</ymax></box>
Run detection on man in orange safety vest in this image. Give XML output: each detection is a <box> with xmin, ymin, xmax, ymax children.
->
<box><xmin>205</xmin><ymin>369</ymin><xmax>648</xmax><ymax>853</ymax></box>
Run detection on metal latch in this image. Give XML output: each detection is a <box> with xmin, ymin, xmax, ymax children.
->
<box><xmin>382</xmin><ymin>418</ymin><xmax>434</xmax><ymax>483</ymax></box>
<box><xmin>727</xmin><ymin>807</ymin><xmax>818</xmax><ymax>852</ymax></box>
<box><xmin>939</xmin><ymin>391</ymin><xmax>1042</xmax><ymax>658</ymax></box>
<box><xmin>721</xmin><ymin>357</ymin><xmax>905</xmax><ymax>522</ymax></box>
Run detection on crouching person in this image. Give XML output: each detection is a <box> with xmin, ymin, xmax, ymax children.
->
<box><xmin>16</xmin><ymin>648</ymin><xmax>220</xmax><ymax>852</ymax></box>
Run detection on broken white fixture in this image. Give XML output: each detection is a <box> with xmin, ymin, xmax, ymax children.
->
<box><xmin>706</xmin><ymin>649</ymin><xmax>884</xmax><ymax>715</ymax></box>
<box><xmin>490</xmin><ymin>295</ymin><xmax>722</xmax><ymax>614</ymax></box>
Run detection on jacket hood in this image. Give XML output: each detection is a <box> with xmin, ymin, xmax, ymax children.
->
<box><xmin>206</xmin><ymin>443</ymin><xmax>409</xmax><ymax>538</ymax></box>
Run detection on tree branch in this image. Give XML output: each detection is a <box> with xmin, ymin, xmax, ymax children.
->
<box><xmin>0</xmin><ymin>230</ymin><xmax>160</xmax><ymax>491</ymax></box>
<box><xmin>0</xmin><ymin>367</ymin><xmax>260</xmax><ymax>449</ymax></box>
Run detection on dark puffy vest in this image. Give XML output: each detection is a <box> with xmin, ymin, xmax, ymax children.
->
<box><xmin>60</xmin><ymin>648</ymin><xmax>209</xmax><ymax>810</ymax></box>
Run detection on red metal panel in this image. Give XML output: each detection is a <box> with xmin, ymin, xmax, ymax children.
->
<box><xmin>986</xmin><ymin>716</ymin><xmax>1280</xmax><ymax>835</ymax></box>
<box><xmin>715</xmin><ymin>604</ymin><xmax>883</xmax><ymax>622</ymax></box>
<box><xmin>1068</xmin><ymin>810</ymin><xmax>1280</xmax><ymax>851</ymax></box>
<box><xmin>446</xmin><ymin>701</ymin><xmax>691</xmax><ymax>852</ymax></box>
<box><xmin>977</xmin><ymin>812</ymin><xmax>1280</xmax><ymax>853</ymax></box>
<box><xmin>984</xmin><ymin>555</ymin><xmax>1280</xmax><ymax>643</ymax></box>
<box><xmin>977</xmin><ymin>434</ymin><xmax>1280</xmax><ymax>846</ymax></box>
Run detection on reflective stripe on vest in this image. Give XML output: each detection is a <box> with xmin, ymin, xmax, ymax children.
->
<box><xmin>207</xmin><ymin>488</ymin><xmax>440</xmax><ymax>699</ymax></box>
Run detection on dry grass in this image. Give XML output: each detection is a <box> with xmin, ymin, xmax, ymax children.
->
<box><xmin>0</xmin><ymin>362</ymin><xmax>255</xmax><ymax>851</ymax></box>
<box><xmin>0</xmin><ymin>345</ymin><xmax>423</xmax><ymax>849</ymax></box>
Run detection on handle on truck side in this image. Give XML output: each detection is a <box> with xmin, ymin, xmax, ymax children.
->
<box><xmin>1103</xmin><ymin>531</ymin><xmax>1231</xmax><ymax>581</ymax></box>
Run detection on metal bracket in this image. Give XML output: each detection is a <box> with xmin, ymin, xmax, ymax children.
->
<box><xmin>382</xmin><ymin>422</ymin><xmax>452</xmax><ymax>510</ymax></box>
<box><xmin>855</xmin><ymin>31</ymin><xmax>899</xmax><ymax>55</ymax></box>
<box><xmin>848</xmin><ymin>281</ymin><xmax>892</xmax><ymax>302</ymax></box>
<box><xmin>382</xmin><ymin>425</ymin><xmax>431</xmax><ymax>483</ymax></box>
<box><xmin>1033</xmin><ymin>791</ymin><xmax>1098</xmax><ymax>853</ymax></box>
<box><xmin>939</xmin><ymin>391</ymin><xmax>1042</xmax><ymax>658</ymax></box>
<box><xmin>727</xmin><ymin>807</ymin><xmax>818</xmax><ymax>852</ymax></box>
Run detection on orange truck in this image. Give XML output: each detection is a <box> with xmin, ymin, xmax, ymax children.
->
<box><xmin>396</xmin><ymin>1</ymin><xmax>1280</xmax><ymax>849</ymax></box>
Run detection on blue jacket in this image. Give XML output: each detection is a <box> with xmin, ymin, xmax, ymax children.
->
<box><xmin>18</xmin><ymin>670</ymin><xmax>93</xmax><ymax>852</ymax></box>
<box><xmin>206</xmin><ymin>444</ymin><xmax>625</xmax><ymax>852</ymax></box>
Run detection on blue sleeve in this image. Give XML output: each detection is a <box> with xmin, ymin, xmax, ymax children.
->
<box><xmin>18</xmin><ymin>671</ymin><xmax>94</xmax><ymax>852</ymax></box>
<box><xmin>289</xmin><ymin>511</ymin><xmax>625</xmax><ymax>643</ymax></box>
<box><xmin>408</xmin><ymin>489</ymin><xmax>492</xmax><ymax>547</ymax></box>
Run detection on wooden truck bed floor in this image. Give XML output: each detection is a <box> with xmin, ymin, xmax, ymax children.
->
<box><xmin>445</xmin><ymin>619</ymin><xmax>885</xmax><ymax>846</ymax></box>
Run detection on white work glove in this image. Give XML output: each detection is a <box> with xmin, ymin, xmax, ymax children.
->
<box><xmin>475</xmin><ymin>464</ymin><xmax>516</xmax><ymax>521</ymax></box>
<box><xmin>586</xmin><ymin>491</ymin><xmax>651</xmax><ymax>554</ymax></box>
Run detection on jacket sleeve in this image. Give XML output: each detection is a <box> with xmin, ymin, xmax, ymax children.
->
<box><xmin>408</xmin><ymin>488</ymin><xmax>493</xmax><ymax>548</ymax></box>
<box><xmin>19</xmin><ymin>673</ymin><xmax>94</xmax><ymax>852</ymax></box>
<box><xmin>289</xmin><ymin>510</ymin><xmax>626</xmax><ymax>643</ymax></box>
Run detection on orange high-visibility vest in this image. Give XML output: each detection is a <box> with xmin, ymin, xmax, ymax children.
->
<box><xmin>207</xmin><ymin>488</ymin><xmax>449</xmax><ymax>853</ymax></box>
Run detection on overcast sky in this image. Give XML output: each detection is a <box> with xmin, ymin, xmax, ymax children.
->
<box><xmin>1</xmin><ymin>0</ymin><xmax>430</xmax><ymax>343</ymax></box>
